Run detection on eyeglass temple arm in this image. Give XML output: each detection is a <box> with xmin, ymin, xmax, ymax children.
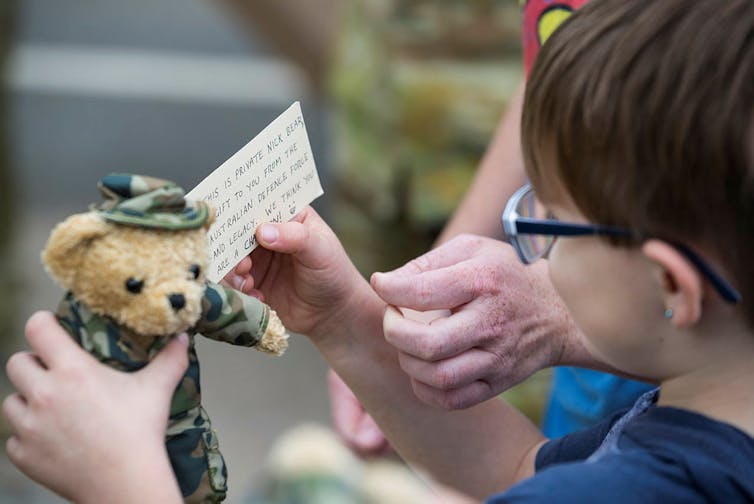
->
<box><xmin>673</xmin><ymin>244</ymin><xmax>741</xmax><ymax>304</ymax></box>
<box><xmin>513</xmin><ymin>219</ymin><xmax>632</xmax><ymax>237</ymax></box>
<box><xmin>514</xmin><ymin>219</ymin><xmax>741</xmax><ymax>305</ymax></box>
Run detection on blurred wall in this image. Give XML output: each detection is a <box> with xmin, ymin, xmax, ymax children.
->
<box><xmin>0</xmin><ymin>0</ymin><xmax>18</xmax><ymax>403</ymax></box>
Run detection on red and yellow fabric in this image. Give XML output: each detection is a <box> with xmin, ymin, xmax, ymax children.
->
<box><xmin>522</xmin><ymin>0</ymin><xmax>590</xmax><ymax>75</ymax></box>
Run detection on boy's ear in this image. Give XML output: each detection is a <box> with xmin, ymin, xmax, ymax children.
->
<box><xmin>42</xmin><ymin>213</ymin><xmax>111</xmax><ymax>289</ymax></box>
<box><xmin>641</xmin><ymin>240</ymin><xmax>703</xmax><ymax>328</ymax></box>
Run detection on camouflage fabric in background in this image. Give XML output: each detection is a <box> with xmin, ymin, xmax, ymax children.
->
<box><xmin>56</xmin><ymin>280</ymin><xmax>275</xmax><ymax>503</ymax></box>
<box><xmin>329</xmin><ymin>0</ymin><xmax>523</xmax><ymax>274</ymax></box>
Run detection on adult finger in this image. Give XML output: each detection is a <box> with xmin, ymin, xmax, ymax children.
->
<box><xmin>410</xmin><ymin>378</ymin><xmax>493</xmax><ymax>411</ymax></box>
<box><xmin>371</xmin><ymin>263</ymin><xmax>479</xmax><ymax>311</ymax></box>
<box><xmin>397</xmin><ymin>349</ymin><xmax>499</xmax><ymax>391</ymax></box>
<box><xmin>383</xmin><ymin>307</ymin><xmax>482</xmax><ymax>361</ymax></box>
<box><xmin>5</xmin><ymin>352</ymin><xmax>46</xmax><ymax>397</ymax></box>
<box><xmin>138</xmin><ymin>334</ymin><xmax>189</xmax><ymax>393</ymax></box>
<box><xmin>378</xmin><ymin>237</ymin><xmax>479</xmax><ymax>278</ymax></box>
<box><xmin>24</xmin><ymin>312</ymin><xmax>92</xmax><ymax>369</ymax></box>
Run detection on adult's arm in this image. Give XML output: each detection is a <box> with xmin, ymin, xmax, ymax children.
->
<box><xmin>435</xmin><ymin>81</ymin><xmax>527</xmax><ymax>244</ymax></box>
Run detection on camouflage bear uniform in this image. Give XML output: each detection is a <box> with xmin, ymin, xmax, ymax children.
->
<box><xmin>50</xmin><ymin>175</ymin><xmax>285</xmax><ymax>503</ymax></box>
<box><xmin>57</xmin><ymin>281</ymin><xmax>274</xmax><ymax>502</ymax></box>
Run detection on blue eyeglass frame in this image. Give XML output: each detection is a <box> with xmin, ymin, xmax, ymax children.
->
<box><xmin>502</xmin><ymin>184</ymin><xmax>741</xmax><ymax>304</ymax></box>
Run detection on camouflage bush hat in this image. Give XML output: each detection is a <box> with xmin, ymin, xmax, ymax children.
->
<box><xmin>93</xmin><ymin>173</ymin><xmax>210</xmax><ymax>230</ymax></box>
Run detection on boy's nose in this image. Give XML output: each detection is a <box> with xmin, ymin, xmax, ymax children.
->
<box><xmin>168</xmin><ymin>294</ymin><xmax>186</xmax><ymax>311</ymax></box>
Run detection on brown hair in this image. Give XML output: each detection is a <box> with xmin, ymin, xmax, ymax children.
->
<box><xmin>521</xmin><ymin>0</ymin><xmax>754</xmax><ymax>325</ymax></box>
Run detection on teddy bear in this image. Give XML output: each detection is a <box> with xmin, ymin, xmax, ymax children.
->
<box><xmin>41</xmin><ymin>173</ymin><xmax>288</xmax><ymax>503</ymax></box>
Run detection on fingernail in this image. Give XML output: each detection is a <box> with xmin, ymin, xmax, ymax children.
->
<box><xmin>231</xmin><ymin>275</ymin><xmax>244</xmax><ymax>290</ymax></box>
<box><xmin>177</xmin><ymin>333</ymin><xmax>189</xmax><ymax>347</ymax></box>
<box><xmin>260</xmin><ymin>224</ymin><xmax>278</xmax><ymax>244</ymax></box>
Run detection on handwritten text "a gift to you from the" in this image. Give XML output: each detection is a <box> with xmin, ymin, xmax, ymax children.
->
<box><xmin>188</xmin><ymin>102</ymin><xmax>323</xmax><ymax>282</ymax></box>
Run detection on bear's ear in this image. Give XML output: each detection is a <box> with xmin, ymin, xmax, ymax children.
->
<box><xmin>203</xmin><ymin>203</ymin><xmax>216</xmax><ymax>230</ymax></box>
<box><xmin>42</xmin><ymin>213</ymin><xmax>111</xmax><ymax>289</ymax></box>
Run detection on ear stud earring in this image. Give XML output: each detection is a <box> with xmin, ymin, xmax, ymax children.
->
<box><xmin>664</xmin><ymin>307</ymin><xmax>674</xmax><ymax>319</ymax></box>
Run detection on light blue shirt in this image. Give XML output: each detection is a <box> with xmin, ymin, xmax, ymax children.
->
<box><xmin>542</xmin><ymin>367</ymin><xmax>654</xmax><ymax>437</ymax></box>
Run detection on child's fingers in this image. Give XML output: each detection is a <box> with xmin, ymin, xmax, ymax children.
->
<box><xmin>24</xmin><ymin>311</ymin><xmax>91</xmax><ymax>369</ymax></box>
<box><xmin>257</xmin><ymin>222</ymin><xmax>309</xmax><ymax>255</ymax></box>
<box><xmin>233</xmin><ymin>256</ymin><xmax>252</xmax><ymax>276</ymax></box>
<box><xmin>222</xmin><ymin>257</ymin><xmax>254</xmax><ymax>291</ymax></box>
<box><xmin>245</xmin><ymin>288</ymin><xmax>265</xmax><ymax>301</ymax></box>
<box><xmin>256</xmin><ymin>206</ymin><xmax>321</xmax><ymax>254</ymax></box>
<box><xmin>5</xmin><ymin>434</ymin><xmax>24</xmax><ymax>468</ymax></box>
<box><xmin>328</xmin><ymin>370</ymin><xmax>389</xmax><ymax>455</ymax></box>
<box><xmin>2</xmin><ymin>394</ymin><xmax>28</xmax><ymax>435</ymax></box>
<box><xmin>256</xmin><ymin>211</ymin><xmax>336</xmax><ymax>270</ymax></box>
<box><xmin>5</xmin><ymin>352</ymin><xmax>46</xmax><ymax>398</ymax></box>
<box><xmin>223</xmin><ymin>272</ymin><xmax>251</xmax><ymax>293</ymax></box>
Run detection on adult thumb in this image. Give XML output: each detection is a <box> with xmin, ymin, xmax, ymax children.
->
<box><xmin>140</xmin><ymin>333</ymin><xmax>190</xmax><ymax>392</ymax></box>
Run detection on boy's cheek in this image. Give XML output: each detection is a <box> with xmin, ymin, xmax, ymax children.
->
<box><xmin>546</xmin><ymin>242</ymin><xmax>594</xmax><ymax>323</ymax></box>
<box><xmin>546</xmin><ymin>243</ymin><xmax>570</xmax><ymax>299</ymax></box>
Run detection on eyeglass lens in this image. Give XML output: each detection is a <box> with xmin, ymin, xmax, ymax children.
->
<box><xmin>517</xmin><ymin>189</ymin><xmax>554</xmax><ymax>262</ymax></box>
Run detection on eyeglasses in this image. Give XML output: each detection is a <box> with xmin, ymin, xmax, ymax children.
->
<box><xmin>501</xmin><ymin>184</ymin><xmax>741</xmax><ymax>304</ymax></box>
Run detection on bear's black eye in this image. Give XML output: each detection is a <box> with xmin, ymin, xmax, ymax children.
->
<box><xmin>189</xmin><ymin>264</ymin><xmax>201</xmax><ymax>280</ymax></box>
<box><xmin>125</xmin><ymin>278</ymin><xmax>144</xmax><ymax>294</ymax></box>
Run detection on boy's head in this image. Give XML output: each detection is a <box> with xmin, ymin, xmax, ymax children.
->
<box><xmin>521</xmin><ymin>0</ymin><xmax>754</xmax><ymax>327</ymax></box>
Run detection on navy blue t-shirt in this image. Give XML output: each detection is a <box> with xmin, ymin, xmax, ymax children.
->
<box><xmin>487</xmin><ymin>391</ymin><xmax>754</xmax><ymax>503</ymax></box>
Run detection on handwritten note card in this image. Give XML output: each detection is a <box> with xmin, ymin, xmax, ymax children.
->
<box><xmin>187</xmin><ymin>102</ymin><xmax>323</xmax><ymax>282</ymax></box>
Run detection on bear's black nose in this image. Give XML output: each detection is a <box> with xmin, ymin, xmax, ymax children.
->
<box><xmin>168</xmin><ymin>294</ymin><xmax>186</xmax><ymax>311</ymax></box>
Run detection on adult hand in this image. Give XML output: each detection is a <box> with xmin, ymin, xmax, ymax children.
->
<box><xmin>328</xmin><ymin>369</ymin><xmax>391</xmax><ymax>456</ymax></box>
<box><xmin>3</xmin><ymin>312</ymin><xmax>186</xmax><ymax>503</ymax></box>
<box><xmin>371</xmin><ymin>234</ymin><xmax>580</xmax><ymax>410</ymax></box>
<box><xmin>228</xmin><ymin>207</ymin><xmax>371</xmax><ymax>341</ymax></box>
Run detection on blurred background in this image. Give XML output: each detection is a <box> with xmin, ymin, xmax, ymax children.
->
<box><xmin>0</xmin><ymin>0</ymin><xmax>540</xmax><ymax>502</ymax></box>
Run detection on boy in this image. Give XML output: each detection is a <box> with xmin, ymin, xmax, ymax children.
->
<box><xmin>4</xmin><ymin>0</ymin><xmax>753</xmax><ymax>501</ymax></box>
